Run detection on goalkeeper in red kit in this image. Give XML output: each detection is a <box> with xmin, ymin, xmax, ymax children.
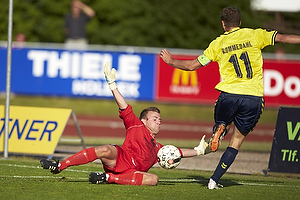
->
<box><xmin>40</xmin><ymin>62</ymin><xmax>208</xmax><ymax>186</ymax></box>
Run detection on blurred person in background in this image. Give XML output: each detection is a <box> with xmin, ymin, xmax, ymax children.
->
<box><xmin>15</xmin><ymin>33</ymin><xmax>26</xmax><ymax>42</ymax></box>
<box><xmin>14</xmin><ymin>33</ymin><xmax>26</xmax><ymax>48</ymax></box>
<box><xmin>64</xmin><ymin>0</ymin><xmax>95</xmax><ymax>48</ymax></box>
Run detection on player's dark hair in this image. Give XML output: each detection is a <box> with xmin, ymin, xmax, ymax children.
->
<box><xmin>139</xmin><ymin>107</ymin><xmax>160</xmax><ymax>120</ymax></box>
<box><xmin>220</xmin><ymin>7</ymin><xmax>241</xmax><ymax>28</ymax></box>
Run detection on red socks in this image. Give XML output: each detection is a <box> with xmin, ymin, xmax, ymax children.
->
<box><xmin>59</xmin><ymin>147</ymin><xmax>97</xmax><ymax>171</ymax></box>
<box><xmin>107</xmin><ymin>172</ymin><xmax>143</xmax><ymax>185</ymax></box>
<box><xmin>58</xmin><ymin>148</ymin><xmax>144</xmax><ymax>185</ymax></box>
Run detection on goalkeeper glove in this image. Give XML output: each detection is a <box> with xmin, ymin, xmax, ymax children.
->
<box><xmin>103</xmin><ymin>62</ymin><xmax>117</xmax><ymax>90</ymax></box>
<box><xmin>194</xmin><ymin>135</ymin><xmax>209</xmax><ymax>155</ymax></box>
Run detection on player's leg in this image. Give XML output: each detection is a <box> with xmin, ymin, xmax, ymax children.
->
<box><xmin>89</xmin><ymin>171</ymin><xmax>158</xmax><ymax>186</ymax></box>
<box><xmin>90</xmin><ymin>146</ymin><xmax>158</xmax><ymax>186</ymax></box>
<box><xmin>60</xmin><ymin>144</ymin><xmax>117</xmax><ymax>170</ymax></box>
<box><xmin>88</xmin><ymin>145</ymin><xmax>119</xmax><ymax>184</ymax></box>
<box><xmin>207</xmin><ymin>123</ymin><xmax>230</xmax><ymax>152</ymax></box>
<box><xmin>228</xmin><ymin>127</ymin><xmax>246</xmax><ymax>150</ymax></box>
<box><xmin>40</xmin><ymin>147</ymin><xmax>98</xmax><ymax>174</ymax></box>
<box><xmin>94</xmin><ymin>145</ymin><xmax>118</xmax><ymax>169</ymax></box>
<box><xmin>208</xmin><ymin>127</ymin><xmax>244</xmax><ymax>189</ymax></box>
<box><xmin>139</xmin><ymin>172</ymin><xmax>159</xmax><ymax>186</ymax></box>
<box><xmin>41</xmin><ymin>145</ymin><xmax>117</xmax><ymax>174</ymax></box>
<box><xmin>206</xmin><ymin>92</ymin><xmax>235</xmax><ymax>152</ymax></box>
<box><xmin>208</xmin><ymin>95</ymin><xmax>264</xmax><ymax>189</ymax></box>
<box><xmin>106</xmin><ymin>171</ymin><xmax>158</xmax><ymax>186</ymax></box>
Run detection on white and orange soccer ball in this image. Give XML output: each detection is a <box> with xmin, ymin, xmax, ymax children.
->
<box><xmin>157</xmin><ymin>145</ymin><xmax>182</xmax><ymax>169</ymax></box>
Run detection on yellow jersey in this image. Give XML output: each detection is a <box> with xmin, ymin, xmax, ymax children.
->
<box><xmin>198</xmin><ymin>27</ymin><xmax>277</xmax><ymax>96</ymax></box>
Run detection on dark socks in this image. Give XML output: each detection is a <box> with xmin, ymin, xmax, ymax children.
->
<box><xmin>210</xmin><ymin>147</ymin><xmax>238</xmax><ymax>184</ymax></box>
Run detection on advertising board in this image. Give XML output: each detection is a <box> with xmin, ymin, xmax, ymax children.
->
<box><xmin>0</xmin><ymin>47</ymin><xmax>299</xmax><ymax>107</ymax></box>
<box><xmin>268</xmin><ymin>107</ymin><xmax>300</xmax><ymax>174</ymax></box>
<box><xmin>0</xmin><ymin>48</ymin><xmax>156</xmax><ymax>101</ymax></box>
<box><xmin>0</xmin><ymin>105</ymin><xmax>71</xmax><ymax>155</ymax></box>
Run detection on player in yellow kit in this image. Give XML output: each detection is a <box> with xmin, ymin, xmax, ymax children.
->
<box><xmin>160</xmin><ymin>6</ymin><xmax>300</xmax><ymax>189</ymax></box>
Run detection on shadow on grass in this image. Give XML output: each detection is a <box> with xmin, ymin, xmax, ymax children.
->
<box><xmin>56</xmin><ymin>176</ymin><xmax>88</xmax><ymax>183</ymax></box>
<box><xmin>158</xmin><ymin>175</ymin><xmax>242</xmax><ymax>188</ymax></box>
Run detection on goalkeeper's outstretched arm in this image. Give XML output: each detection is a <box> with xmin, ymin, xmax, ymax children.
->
<box><xmin>103</xmin><ymin>62</ymin><xmax>128</xmax><ymax>110</ymax></box>
<box><xmin>181</xmin><ymin>135</ymin><xmax>209</xmax><ymax>157</ymax></box>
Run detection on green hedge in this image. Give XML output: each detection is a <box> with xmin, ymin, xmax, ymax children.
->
<box><xmin>1</xmin><ymin>0</ymin><xmax>300</xmax><ymax>53</ymax></box>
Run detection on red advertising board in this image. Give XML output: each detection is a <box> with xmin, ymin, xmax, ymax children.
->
<box><xmin>156</xmin><ymin>55</ymin><xmax>300</xmax><ymax>108</ymax></box>
<box><xmin>156</xmin><ymin>54</ymin><xmax>220</xmax><ymax>104</ymax></box>
<box><xmin>263</xmin><ymin>59</ymin><xmax>300</xmax><ymax>107</ymax></box>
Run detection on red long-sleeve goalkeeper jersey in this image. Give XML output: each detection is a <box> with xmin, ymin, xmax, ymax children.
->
<box><xmin>119</xmin><ymin>105</ymin><xmax>163</xmax><ymax>172</ymax></box>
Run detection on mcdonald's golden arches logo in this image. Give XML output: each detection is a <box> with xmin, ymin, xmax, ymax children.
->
<box><xmin>169</xmin><ymin>69</ymin><xmax>200</xmax><ymax>95</ymax></box>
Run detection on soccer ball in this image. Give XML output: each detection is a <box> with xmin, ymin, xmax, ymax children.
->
<box><xmin>157</xmin><ymin>145</ymin><xmax>182</xmax><ymax>169</ymax></box>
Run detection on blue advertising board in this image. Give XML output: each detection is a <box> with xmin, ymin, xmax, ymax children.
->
<box><xmin>0</xmin><ymin>48</ymin><xmax>156</xmax><ymax>101</ymax></box>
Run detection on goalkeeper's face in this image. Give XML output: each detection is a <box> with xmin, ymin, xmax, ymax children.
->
<box><xmin>141</xmin><ymin>111</ymin><xmax>162</xmax><ymax>136</ymax></box>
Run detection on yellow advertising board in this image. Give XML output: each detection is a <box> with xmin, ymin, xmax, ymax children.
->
<box><xmin>0</xmin><ymin>105</ymin><xmax>71</xmax><ymax>155</ymax></box>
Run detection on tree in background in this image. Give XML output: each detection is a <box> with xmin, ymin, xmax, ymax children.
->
<box><xmin>0</xmin><ymin>0</ymin><xmax>299</xmax><ymax>54</ymax></box>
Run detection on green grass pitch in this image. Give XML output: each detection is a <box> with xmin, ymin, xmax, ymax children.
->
<box><xmin>1</xmin><ymin>157</ymin><xmax>300</xmax><ymax>200</ymax></box>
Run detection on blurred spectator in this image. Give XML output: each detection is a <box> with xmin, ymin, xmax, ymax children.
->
<box><xmin>15</xmin><ymin>33</ymin><xmax>26</xmax><ymax>42</ymax></box>
<box><xmin>64</xmin><ymin>0</ymin><xmax>95</xmax><ymax>49</ymax></box>
<box><xmin>275</xmin><ymin>46</ymin><xmax>286</xmax><ymax>61</ymax></box>
<box><xmin>14</xmin><ymin>33</ymin><xmax>26</xmax><ymax>48</ymax></box>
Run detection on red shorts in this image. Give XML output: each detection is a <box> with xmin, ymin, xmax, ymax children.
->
<box><xmin>103</xmin><ymin>145</ymin><xmax>137</xmax><ymax>174</ymax></box>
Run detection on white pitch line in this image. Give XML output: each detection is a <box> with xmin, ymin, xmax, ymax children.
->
<box><xmin>1</xmin><ymin>175</ymin><xmax>87</xmax><ymax>180</ymax></box>
<box><xmin>1</xmin><ymin>163</ymin><xmax>299</xmax><ymax>188</ymax></box>
<box><xmin>159</xmin><ymin>178</ymin><xmax>300</xmax><ymax>188</ymax></box>
<box><xmin>0</xmin><ymin>163</ymin><xmax>40</xmax><ymax>169</ymax></box>
<box><xmin>1</xmin><ymin>176</ymin><xmax>298</xmax><ymax>188</ymax></box>
<box><xmin>0</xmin><ymin>163</ymin><xmax>90</xmax><ymax>173</ymax></box>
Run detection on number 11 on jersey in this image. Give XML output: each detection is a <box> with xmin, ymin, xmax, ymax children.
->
<box><xmin>229</xmin><ymin>51</ymin><xmax>253</xmax><ymax>79</ymax></box>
